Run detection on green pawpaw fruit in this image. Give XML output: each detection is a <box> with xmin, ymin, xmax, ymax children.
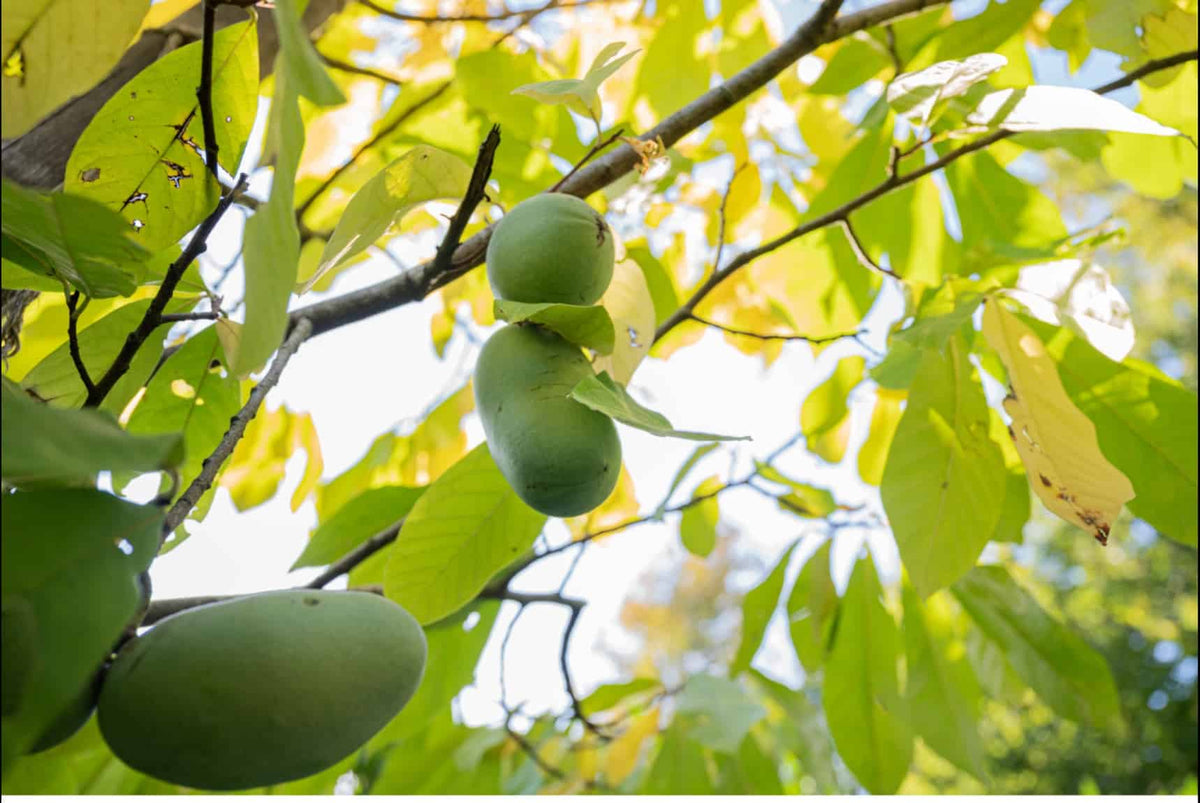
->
<box><xmin>475</xmin><ymin>324</ymin><xmax>621</xmax><ymax>516</ymax></box>
<box><xmin>30</xmin><ymin>668</ymin><xmax>103</xmax><ymax>753</ymax></box>
<box><xmin>97</xmin><ymin>590</ymin><xmax>426</xmax><ymax>791</ymax></box>
<box><xmin>486</xmin><ymin>193</ymin><xmax>615</xmax><ymax>305</ymax></box>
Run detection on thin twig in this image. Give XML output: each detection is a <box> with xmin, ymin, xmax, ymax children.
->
<box><xmin>504</xmin><ymin>717</ymin><xmax>567</xmax><ymax>781</ymax></box>
<box><xmin>64</xmin><ymin>290</ymin><xmax>96</xmax><ymax>396</ymax></box>
<box><xmin>838</xmin><ymin>217</ymin><xmax>902</xmax><ymax>279</ymax></box>
<box><xmin>198</xmin><ymin>0</ymin><xmax>220</xmax><ymax>177</ymax></box>
<box><xmin>713</xmin><ymin>162</ymin><xmax>748</xmax><ymax>272</ymax></box>
<box><xmin>558</xmin><ymin>603</ymin><xmax>610</xmax><ymax>741</ymax></box>
<box><xmin>305</xmin><ymin>520</ymin><xmax>404</xmax><ymax>589</ymax></box>
<box><xmin>550</xmin><ymin>129</ymin><xmax>624</xmax><ymax>192</ymax></box>
<box><xmin>884</xmin><ymin>24</ymin><xmax>903</xmax><ymax>75</ymax></box>
<box><xmin>84</xmin><ymin>175</ymin><xmax>248</xmax><ymax>407</ymax></box>
<box><xmin>319</xmin><ymin>53</ymin><xmax>401</xmax><ymax>84</ymax></box>
<box><xmin>160</xmin><ymin>311</ymin><xmax>221</xmax><ymax>324</ymax></box>
<box><xmin>357</xmin><ymin>0</ymin><xmax>594</xmax><ymax>23</ymax></box>
<box><xmin>160</xmin><ymin>317</ymin><xmax>312</xmax><ymax>540</ymax></box>
<box><xmin>689</xmin><ymin>313</ymin><xmax>862</xmax><ymax>344</ymax></box>
<box><xmin>430</xmin><ymin>125</ymin><xmax>502</xmax><ymax>281</ymax></box>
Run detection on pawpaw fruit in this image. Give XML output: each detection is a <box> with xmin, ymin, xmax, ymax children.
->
<box><xmin>97</xmin><ymin>590</ymin><xmax>426</xmax><ymax>790</ymax></box>
<box><xmin>30</xmin><ymin>668</ymin><xmax>102</xmax><ymax>753</ymax></box>
<box><xmin>486</xmin><ymin>193</ymin><xmax>615</xmax><ymax>305</ymax></box>
<box><xmin>475</xmin><ymin>324</ymin><xmax>621</xmax><ymax>516</ymax></box>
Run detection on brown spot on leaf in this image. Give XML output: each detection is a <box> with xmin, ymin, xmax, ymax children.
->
<box><xmin>1038</xmin><ymin>473</ymin><xmax>1052</xmax><ymax>487</ymax></box>
<box><xmin>79</xmin><ymin>167</ymin><xmax>101</xmax><ymax>183</ymax></box>
<box><xmin>122</xmin><ymin>190</ymin><xmax>148</xmax><ymax>210</ymax></box>
<box><xmin>162</xmin><ymin>160</ymin><xmax>192</xmax><ymax>188</ymax></box>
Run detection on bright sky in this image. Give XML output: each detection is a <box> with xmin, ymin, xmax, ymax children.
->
<box><xmin>139</xmin><ymin>0</ymin><xmax>1144</xmax><ymax>732</ymax></box>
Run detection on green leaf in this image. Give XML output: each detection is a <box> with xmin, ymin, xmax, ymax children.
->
<box><xmin>1</xmin><ymin>490</ymin><xmax>160</xmax><ymax>769</ymax></box>
<box><xmin>750</xmin><ymin>671</ymin><xmax>838</xmax><ymax>793</ymax></box>
<box><xmin>886</xmin><ymin>53</ymin><xmax>1007</xmax><ymax>128</ymax></box>
<box><xmin>901</xmin><ymin>584</ymin><xmax>987</xmax><ymax>780</ymax></box>
<box><xmin>19</xmin><ymin>297</ymin><xmax>192</xmax><ymax>414</ymax></box>
<box><xmin>641</xmin><ymin>721</ymin><xmax>713</xmax><ymax>794</ymax></box>
<box><xmin>1</xmin><ymin>182</ymin><xmax>149</xmax><ymax>298</ymax></box>
<box><xmin>1</xmin><ymin>256</ymin><xmax>62</xmax><ymax>292</ymax></box>
<box><xmin>273</xmin><ymin>0</ymin><xmax>344</xmax><ymax>107</ymax></box>
<box><xmin>513</xmin><ymin>41</ymin><xmax>638</xmax><ymax>121</ymax></box>
<box><xmin>730</xmin><ymin>540</ymin><xmax>799</xmax><ymax>676</ymax></box>
<box><xmin>1</xmin><ymin>0</ymin><xmax>149</xmax><ymax>138</ymax></box>
<box><xmin>635</xmin><ymin>3</ymin><xmax>708</xmax><ymax>118</ymax></box>
<box><xmin>292</xmin><ymin>485</ymin><xmax>425</xmax><ymax>570</ymax></box>
<box><xmin>800</xmin><ymin>355</ymin><xmax>864</xmax><ymax>463</ymax></box>
<box><xmin>678</xmin><ymin>475</ymin><xmax>721</xmax><ymax>558</ymax></box>
<box><xmin>823</xmin><ymin>554</ymin><xmax>912</xmax><ymax>794</ymax></box>
<box><xmin>674</xmin><ymin>674</ymin><xmax>766</xmax><ymax>754</ymax></box>
<box><xmin>654</xmin><ymin>442</ymin><xmax>718</xmax><ymax>517</ymax></box>
<box><xmin>570</xmin><ymin>371</ymin><xmax>748</xmax><ymax>441</ymax></box>
<box><xmin>492</xmin><ymin>301</ymin><xmax>615</xmax><ymax>354</ymax></box>
<box><xmin>881</xmin><ymin>336</ymin><xmax>1007</xmax><ymax>598</ymax></box>
<box><xmin>63</xmin><ymin>18</ymin><xmax>259</xmax><ymax>252</ymax></box>
<box><xmin>369</xmin><ymin>601</ymin><xmax>500</xmax><ymax>746</ymax></box>
<box><xmin>787</xmin><ymin>540</ymin><xmax>838</xmax><ymax>673</ymax></box>
<box><xmin>383</xmin><ymin>444</ymin><xmax>546</xmax><ymax>625</ymax></box>
<box><xmin>121</xmin><ymin>326</ymin><xmax>240</xmax><ymax>503</ymax></box>
<box><xmin>857</xmin><ymin>389</ymin><xmax>903</xmax><ymax>486</ymax></box>
<box><xmin>989</xmin><ymin>408</ymin><xmax>1029</xmax><ymax>543</ymax></box>
<box><xmin>713</xmin><ymin>733</ymin><xmax>783</xmax><ymax>794</ymax></box>
<box><xmin>580</xmin><ymin>678</ymin><xmax>659</xmax><ymax>716</ymax></box>
<box><xmin>810</xmin><ymin>36</ymin><xmax>891</xmax><ymax>95</ymax></box>
<box><xmin>235</xmin><ymin>68</ymin><xmax>304</xmax><ymax>377</ymax></box>
<box><xmin>307</xmin><ymin>146</ymin><xmax>471</xmax><ymax>293</ymax></box>
<box><xmin>1</xmin><ymin>378</ymin><xmax>182</xmax><ymax>488</ymax></box>
<box><xmin>952</xmin><ymin>565</ymin><xmax>1123</xmax><ymax>729</ymax></box>
<box><xmin>1030</xmin><ymin>317</ymin><xmax>1198</xmax><ymax>546</ymax></box>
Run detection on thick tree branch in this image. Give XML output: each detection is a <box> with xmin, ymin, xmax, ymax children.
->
<box><xmin>84</xmin><ymin>175</ymin><xmax>248</xmax><ymax>407</ymax></box>
<box><xmin>161</xmin><ymin>317</ymin><xmax>312</xmax><ymax>538</ymax></box>
<box><xmin>288</xmin><ymin>0</ymin><xmax>948</xmax><ymax>338</ymax></box>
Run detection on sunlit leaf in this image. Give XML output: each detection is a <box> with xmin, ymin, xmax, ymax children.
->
<box><xmin>730</xmin><ymin>540</ymin><xmax>799</xmax><ymax>676</ymax></box>
<box><xmin>857</xmin><ymin>388</ymin><xmax>904</xmax><ymax>486</ymax></box>
<box><xmin>570</xmin><ymin>371</ymin><xmax>747</xmax><ymax>441</ymax></box>
<box><xmin>383</xmin><ymin>444</ymin><xmax>545</xmax><ymax>625</ymax></box>
<box><xmin>273</xmin><ymin>0</ymin><xmax>344</xmax><ymax>107</ymax></box>
<box><xmin>292</xmin><ymin>485</ymin><xmax>424</xmax><ymax>570</ymax></box>
<box><xmin>493</xmin><ymin>300</ymin><xmax>615</xmax><ymax>354</ymax></box>
<box><xmin>982</xmin><ymin>300</ymin><xmax>1135</xmax><ymax>544</ymax></box>
<box><xmin>886</xmin><ymin>53</ymin><xmax>1007</xmax><ymax>128</ymax></box>
<box><xmin>592</xmin><ymin>258</ymin><xmax>657</xmax><ymax>385</ymax></box>
<box><xmin>966</xmin><ymin>85</ymin><xmax>1181</xmax><ymax>136</ymax></box>
<box><xmin>800</xmin><ymin>355</ymin><xmax>863</xmax><ymax>464</ymax></box>
<box><xmin>679</xmin><ymin>475</ymin><xmax>721</xmax><ymax>557</ymax></box>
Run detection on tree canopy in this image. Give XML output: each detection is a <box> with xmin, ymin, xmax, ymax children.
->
<box><xmin>1</xmin><ymin>0</ymin><xmax>1197</xmax><ymax>795</ymax></box>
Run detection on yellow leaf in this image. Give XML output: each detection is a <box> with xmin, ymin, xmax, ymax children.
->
<box><xmin>289</xmin><ymin>412</ymin><xmax>324</xmax><ymax>511</ymax></box>
<box><xmin>604</xmin><ymin>707</ymin><xmax>659</xmax><ymax>785</ymax></box>
<box><xmin>594</xmin><ymin>258</ymin><xmax>656</xmax><ymax>385</ymax></box>
<box><xmin>981</xmin><ymin>300</ymin><xmax>1134</xmax><ymax>544</ymax></box>
<box><xmin>858</xmin><ymin>388</ymin><xmax>905</xmax><ymax>486</ymax></box>
<box><xmin>566</xmin><ymin>463</ymin><xmax>638</xmax><ymax>540</ymax></box>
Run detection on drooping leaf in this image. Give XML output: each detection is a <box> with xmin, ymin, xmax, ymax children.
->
<box><xmin>1028</xmin><ymin>317</ymin><xmax>1198</xmax><ymax>546</ymax></box>
<box><xmin>307</xmin><ymin>146</ymin><xmax>471</xmax><ymax>293</ymax></box>
<box><xmin>679</xmin><ymin>475</ymin><xmax>721</xmax><ymax>557</ymax></box>
<box><xmin>383</xmin><ymin>444</ymin><xmax>546</xmax><ymax>625</ymax></box>
<box><xmin>800</xmin><ymin>355</ymin><xmax>864</xmax><ymax>463</ymax></box>
<box><xmin>292</xmin><ymin>485</ymin><xmax>425</xmax><ymax>570</ymax></box>
<box><xmin>730</xmin><ymin>540</ymin><xmax>800</xmax><ymax>676</ymax></box>
<box><xmin>592</xmin><ymin>258</ymin><xmax>657</xmax><ymax>385</ymax></box>
<box><xmin>492</xmin><ymin>300</ymin><xmax>615</xmax><ymax>354</ymax></box>
<box><xmin>981</xmin><ymin>300</ymin><xmax>1135</xmax><ymax>544</ymax></box>
<box><xmin>966</xmin><ymin>85</ymin><xmax>1181</xmax><ymax>136</ymax></box>
<box><xmin>787</xmin><ymin>540</ymin><xmax>838</xmax><ymax>673</ymax></box>
<box><xmin>1</xmin><ymin>0</ymin><xmax>149</xmax><ymax>138</ymax></box>
<box><xmin>570</xmin><ymin>371</ymin><xmax>748</xmax><ymax>441</ymax></box>
<box><xmin>273</xmin><ymin>0</ymin><xmax>344</xmax><ymax>107</ymax></box>
<box><xmin>886</xmin><ymin>53</ymin><xmax>1008</xmax><ymax>128</ymax></box>
<box><xmin>823</xmin><ymin>554</ymin><xmax>912</xmax><ymax>794</ymax></box>
<box><xmin>674</xmin><ymin>674</ymin><xmax>766</xmax><ymax>754</ymax></box>
<box><xmin>1</xmin><ymin>182</ymin><xmax>149</xmax><ymax>298</ymax></box>
<box><xmin>1</xmin><ymin>377</ymin><xmax>182</xmax><ymax>488</ymax></box>
<box><xmin>881</xmin><ymin>335</ymin><xmax>1007</xmax><ymax>597</ymax></box>
<box><xmin>901</xmin><ymin>584</ymin><xmax>988</xmax><ymax>780</ymax></box>
<box><xmin>1</xmin><ymin>490</ymin><xmax>160</xmax><ymax>769</ymax></box>
<box><xmin>63</xmin><ymin>18</ymin><xmax>259</xmax><ymax>252</ymax></box>
<box><xmin>952</xmin><ymin>565</ymin><xmax>1122</xmax><ymax>729</ymax></box>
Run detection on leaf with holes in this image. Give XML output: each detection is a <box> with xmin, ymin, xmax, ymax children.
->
<box><xmin>383</xmin><ymin>444</ymin><xmax>546</xmax><ymax>625</ymax></box>
<box><xmin>64</xmin><ymin>17</ymin><xmax>259</xmax><ymax>252</ymax></box>
<box><xmin>981</xmin><ymin>300</ymin><xmax>1134</xmax><ymax>544</ymax></box>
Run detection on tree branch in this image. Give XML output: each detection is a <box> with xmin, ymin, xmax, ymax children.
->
<box><xmin>429</xmin><ymin>125</ymin><xmax>502</xmax><ymax>284</ymax></box>
<box><xmin>288</xmin><ymin>0</ymin><xmax>947</xmax><ymax>339</ymax></box>
<box><xmin>304</xmin><ymin>519</ymin><xmax>404</xmax><ymax>589</ymax></box>
<box><xmin>550</xmin><ymin>128</ymin><xmax>625</xmax><ymax>192</ymax></box>
<box><xmin>84</xmin><ymin>175</ymin><xmax>248</xmax><ymax>407</ymax></box>
<box><xmin>357</xmin><ymin>0</ymin><xmax>597</xmax><ymax>23</ymax></box>
<box><xmin>319</xmin><ymin>53</ymin><xmax>402</xmax><ymax>84</ymax></box>
<box><xmin>160</xmin><ymin>311</ymin><xmax>221</xmax><ymax>324</ymax></box>
<box><xmin>64</xmin><ymin>290</ymin><xmax>96</xmax><ymax>397</ymax></box>
<box><xmin>160</xmin><ymin>317</ymin><xmax>312</xmax><ymax>539</ymax></box>
<box><xmin>838</xmin><ymin>217</ymin><xmax>901</xmax><ymax>279</ymax></box>
<box><xmin>198</xmin><ymin>0</ymin><xmax>220</xmax><ymax>177</ymax></box>
<box><xmin>689</xmin><ymin>313</ymin><xmax>863</xmax><ymax>344</ymax></box>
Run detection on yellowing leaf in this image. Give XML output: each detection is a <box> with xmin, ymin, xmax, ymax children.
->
<box><xmin>306</xmin><ymin>146</ymin><xmax>471</xmax><ymax>293</ymax></box>
<box><xmin>858</xmin><ymin>388</ymin><xmax>904</xmax><ymax>486</ymax></box>
<box><xmin>801</xmin><ymin>356</ymin><xmax>864</xmax><ymax>464</ymax></box>
<box><xmin>604</xmin><ymin>707</ymin><xmax>659</xmax><ymax>785</ymax></box>
<box><xmin>593</xmin><ymin>258</ymin><xmax>656</xmax><ymax>385</ymax></box>
<box><xmin>981</xmin><ymin>300</ymin><xmax>1134</xmax><ymax>543</ymax></box>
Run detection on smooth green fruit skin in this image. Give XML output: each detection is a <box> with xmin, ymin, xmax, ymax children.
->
<box><xmin>475</xmin><ymin>324</ymin><xmax>621</xmax><ymax>517</ymax></box>
<box><xmin>97</xmin><ymin>590</ymin><xmax>427</xmax><ymax>791</ymax></box>
<box><xmin>486</xmin><ymin>193</ymin><xmax>615</xmax><ymax>305</ymax></box>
